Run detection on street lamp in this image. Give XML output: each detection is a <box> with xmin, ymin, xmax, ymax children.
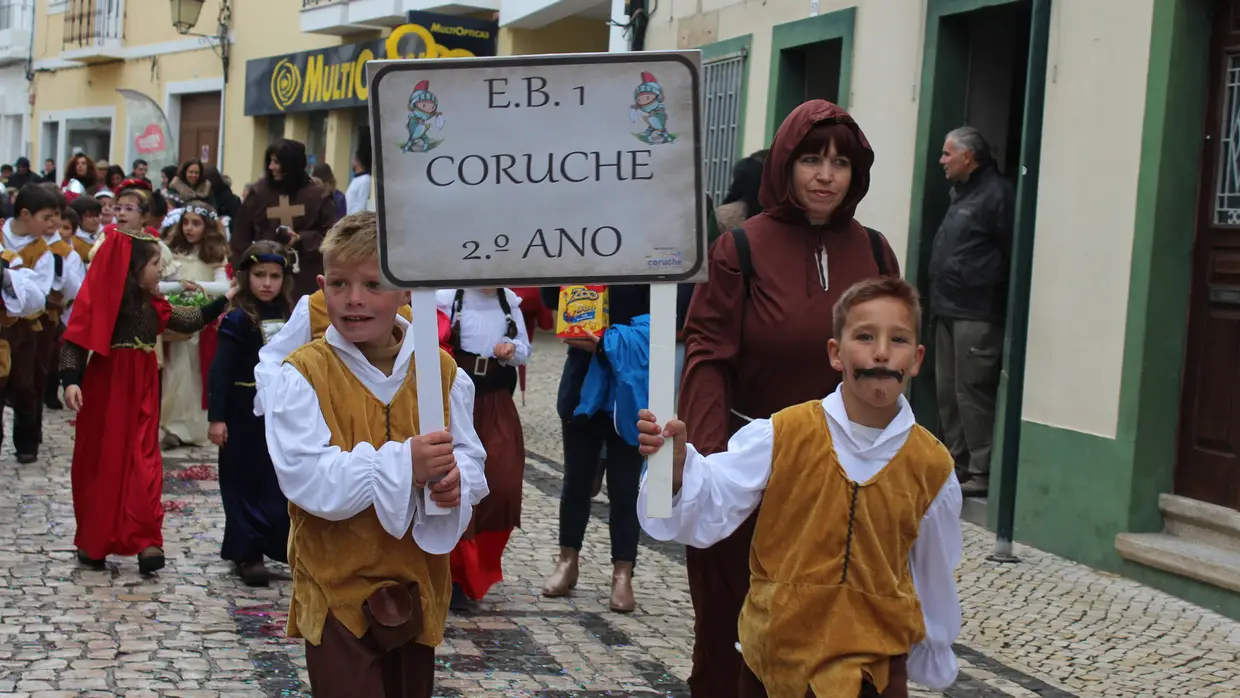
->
<box><xmin>169</xmin><ymin>0</ymin><xmax>206</xmax><ymax>35</ymax></box>
<box><xmin>167</xmin><ymin>0</ymin><xmax>233</xmax><ymax>169</ymax></box>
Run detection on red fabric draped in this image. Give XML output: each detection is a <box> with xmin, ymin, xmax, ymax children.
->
<box><xmin>63</xmin><ymin>225</ymin><xmax>133</xmax><ymax>356</ymax></box>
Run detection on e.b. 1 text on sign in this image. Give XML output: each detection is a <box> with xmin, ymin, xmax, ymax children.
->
<box><xmin>368</xmin><ymin>51</ymin><xmax>705</xmax><ymax>288</ymax></box>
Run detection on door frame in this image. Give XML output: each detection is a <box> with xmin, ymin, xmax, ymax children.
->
<box><xmin>39</xmin><ymin>105</ymin><xmax>117</xmax><ymax>184</ymax></box>
<box><xmin>904</xmin><ymin>0</ymin><xmax>1036</xmax><ymax>434</ymax></box>
<box><xmin>163</xmin><ymin>77</ymin><xmax>225</xmax><ymax>170</ymax></box>
<box><xmin>1175</xmin><ymin>0</ymin><xmax>1240</xmax><ymax>504</ymax></box>
<box><xmin>764</xmin><ymin>7</ymin><xmax>856</xmax><ymax>144</ymax></box>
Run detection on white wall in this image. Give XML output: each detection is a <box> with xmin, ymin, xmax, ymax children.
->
<box><xmin>1020</xmin><ymin>0</ymin><xmax>1154</xmax><ymax>437</ymax></box>
<box><xmin>0</xmin><ymin>66</ymin><xmax>30</xmax><ymax>165</ymax></box>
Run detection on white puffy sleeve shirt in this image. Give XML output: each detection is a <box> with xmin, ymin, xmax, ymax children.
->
<box><xmin>2</xmin><ymin>258</ymin><xmax>48</xmax><ymax>317</ymax></box>
<box><xmin>435</xmin><ymin>288</ymin><xmax>530</xmax><ymax>366</ymax></box>
<box><xmin>263</xmin><ymin>316</ymin><xmax>489</xmax><ymax>553</ymax></box>
<box><xmin>638</xmin><ymin>388</ymin><xmax>963</xmax><ymax>690</ymax></box>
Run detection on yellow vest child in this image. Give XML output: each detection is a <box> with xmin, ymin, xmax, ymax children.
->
<box><xmin>636</xmin><ymin>277</ymin><xmax>963</xmax><ymax>698</ymax></box>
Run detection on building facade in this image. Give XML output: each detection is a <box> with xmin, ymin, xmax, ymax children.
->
<box><xmin>510</xmin><ymin>0</ymin><xmax>1240</xmax><ymax>616</ymax></box>
<box><xmin>0</xmin><ymin>0</ymin><xmax>35</xmax><ymax>167</ymax></box>
<box><xmin>25</xmin><ymin>0</ymin><xmax>1240</xmax><ymax>617</ymax></box>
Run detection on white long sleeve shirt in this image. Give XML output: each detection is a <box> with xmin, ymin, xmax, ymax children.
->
<box><xmin>3</xmin><ymin>221</ymin><xmax>54</xmax><ymax>298</ymax></box>
<box><xmin>345</xmin><ymin>173</ymin><xmax>372</xmax><ymax>214</ymax></box>
<box><xmin>262</xmin><ymin>314</ymin><xmax>489</xmax><ymax>551</ymax></box>
<box><xmin>638</xmin><ymin>386</ymin><xmax>963</xmax><ymax>690</ymax></box>
<box><xmin>253</xmin><ymin>294</ymin><xmax>314</xmax><ymax>417</ymax></box>
<box><xmin>2</xmin><ymin>255</ymin><xmax>49</xmax><ymax>318</ymax></box>
<box><xmin>435</xmin><ymin>288</ymin><xmax>530</xmax><ymax>366</ymax></box>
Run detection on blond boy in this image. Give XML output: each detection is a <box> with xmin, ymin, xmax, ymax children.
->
<box><xmin>261</xmin><ymin>212</ymin><xmax>489</xmax><ymax>697</ymax></box>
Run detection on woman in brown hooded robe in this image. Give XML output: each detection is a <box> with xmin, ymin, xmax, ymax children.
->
<box><xmin>678</xmin><ymin>101</ymin><xmax>901</xmax><ymax>697</ymax></box>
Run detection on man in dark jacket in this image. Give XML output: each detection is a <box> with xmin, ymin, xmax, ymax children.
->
<box><xmin>929</xmin><ymin>126</ymin><xmax>1014</xmax><ymax>497</ymax></box>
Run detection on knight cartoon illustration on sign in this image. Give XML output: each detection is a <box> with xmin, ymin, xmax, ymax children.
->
<box><xmin>630</xmin><ymin>72</ymin><xmax>675</xmax><ymax>145</ymax></box>
<box><xmin>401</xmin><ymin>79</ymin><xmax>445</xmax><ymax>153</ymax></box>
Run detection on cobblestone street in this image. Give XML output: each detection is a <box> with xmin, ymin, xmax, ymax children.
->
<box><xmin>0</xmin><ymin>332</ymin><xmax>1237</xmax><ymax>697</ymax></box>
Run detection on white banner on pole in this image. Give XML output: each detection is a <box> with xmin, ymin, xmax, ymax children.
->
<box><xmin>368</xmin><ymin>51</ymin><xmax>706</xmax><ymax>518</ymax></box>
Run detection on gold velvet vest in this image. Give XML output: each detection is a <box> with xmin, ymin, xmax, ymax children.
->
<box><xmin>738</xmin><ymin>400</ymin><xmax>953</xmax><ymax>698</ymax></box>
<box><xmin>282</xmin><ymin>339</ymin><xmax>458</xmax><ymax>646</ymax></box>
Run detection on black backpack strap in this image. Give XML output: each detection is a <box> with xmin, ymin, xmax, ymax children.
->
<box><xmin>731</xmin><ymin>226</ymin><xmax>753</xmax><ymax>297</ymax></box>
<box><xmin>865</xmin><ymin>226</ymin><xmax>889</xmax><ymax>276</ymax></box>
<box><xmin>53</xmin><ymin>252</ymin><xmax>64</xmax><ymax>279</ymax></box>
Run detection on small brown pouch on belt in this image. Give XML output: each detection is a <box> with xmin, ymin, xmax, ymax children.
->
<box><xmin>362</xmin><ymin>582</ymin><xmax>425</xmax><ymax>652</ymax></box>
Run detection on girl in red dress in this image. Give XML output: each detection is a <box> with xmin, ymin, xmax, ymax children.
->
<box><xmin>61</xmin><ymin>226</ymin><xmax>236</xmax><ymax>574</ymax></box>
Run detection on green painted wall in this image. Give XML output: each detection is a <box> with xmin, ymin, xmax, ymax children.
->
<box><xmin>1013</xmin><ymin>0</ymin><xmax>1233</xmax><ymax>618</ymax></box>
<box><xmin>765</xmin><ymin>7</ymin><xmax>856</xmax><ymax>143</ymax></box>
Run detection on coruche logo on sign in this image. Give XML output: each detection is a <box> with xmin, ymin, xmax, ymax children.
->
<box><xmin>244</xmin><ymin>11</ymin><xmax>498</xmax><ymax>117</ymax></box>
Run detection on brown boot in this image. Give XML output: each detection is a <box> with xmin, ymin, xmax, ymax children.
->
<box><xmin>541</xmin><ymin>547</ymin><xmax>579</xmax><ymax>597</ymax></box>
<box><xmin>609</xmin><ymin>562</ymin><xmax>635</xmax><ymax>613</ymax></box>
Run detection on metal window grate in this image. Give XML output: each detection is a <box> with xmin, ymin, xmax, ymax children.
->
<box><xmin>701</xmin><ymin>48</ymin><xmax>747</xmax><ymax>208</ymax></box>
<box><xmin>62</xmin><ymin>0</ymin><xmax>123</xmax><ymax>50</ymax></box>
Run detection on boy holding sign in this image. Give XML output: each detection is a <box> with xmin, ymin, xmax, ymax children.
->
<box><xmin>261</xmin><ymin>213</ymin><xmax>489</xmax><ymax>697</ymax></box>
<box><xmin>635</xmin><ymin>277</ymin><xmax>962</xmax><ymax>698</ymax></box>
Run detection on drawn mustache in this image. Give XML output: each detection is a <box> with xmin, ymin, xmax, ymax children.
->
<box><xmin>853</xmin><ymin>367</ymin><xmax>906</xmax><ymax>383</ymax></box>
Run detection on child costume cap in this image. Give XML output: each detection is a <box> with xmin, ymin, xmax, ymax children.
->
<box><xmin>63</xmin><ymin>228</ymin><xmax>170</xmax><ymax>356</ymax></box>
<box><xmin>409</xmin><ymin>81</ymin><xmax>437</xmax><ymax>110</ymax></box>
<box><xmin>635</xmin><ymin>72</ymin><xmax>661</xmax><ymax>100</ymax></box>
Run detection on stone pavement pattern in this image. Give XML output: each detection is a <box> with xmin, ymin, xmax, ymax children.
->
<box><xmin>0</xmin><ymin>331</ymin><xmax>1235</xmax><ymax>697</ymax></box>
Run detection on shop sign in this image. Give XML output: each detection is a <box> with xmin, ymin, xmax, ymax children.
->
<box><xmin>244</xmin><ymin>11</ymin><xmax>498</xmax><ymax>117</ymax></box>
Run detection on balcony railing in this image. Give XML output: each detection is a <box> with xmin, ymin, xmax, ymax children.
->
<box><xmin>63</xmin><ymin>0</ymin><xmax>123</xmax><ymax>51</ymax></box>
<box><xmin>0</xmin><ymin>0</ymin><xmax>33</xmax><ymax>32</ymax></box>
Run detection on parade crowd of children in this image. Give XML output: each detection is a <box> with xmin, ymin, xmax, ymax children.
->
<box><xmin>7</xmin><ymin>97</ymin><xmax>966</xmax><ymax>696</ymax></box>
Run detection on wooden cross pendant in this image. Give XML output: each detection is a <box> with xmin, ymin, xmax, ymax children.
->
<box><xmin>267</xmin><ymin>195</ymin><xmax>306</xmax><ymax>229</ymax></box>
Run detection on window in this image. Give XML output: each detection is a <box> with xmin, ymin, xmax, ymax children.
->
<box><xmin>702</xmin><ymin>46</ymin><xmax>747</xmax><ymax>207</ymax></box>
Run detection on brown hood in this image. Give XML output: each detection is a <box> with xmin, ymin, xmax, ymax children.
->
<box><xmin>758</xmin><ymin>101</ymin><xmax>874</xmax><ymax>228</ymax></box>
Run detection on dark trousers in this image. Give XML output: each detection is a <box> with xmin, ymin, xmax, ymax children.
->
<box><xmin>305</xmin><ymin>613</ymin><xmax>434</xmax><ymax>698</ymax></box>
<box><xmin>934</xmin><ymin>317</ymin><xmax>1003</xmax><ymax>477</ymax></box>
<box><xmin>559</xmin><ymin>414</ymin><xmax>641</xmax><ymax>563</ymax></box>
<box><xmin>2</xmin><ymin>321</ymin><xmax>45</xmax><ymax>456</ymax></box>
<box><xmin>738</xmin><ymin>655</ymin><xmax>909</xmax><ymax>698</ymax></box>
<box><xmin>686</xmin><ymin>511</ymin><xmax>758</xmax><ymax>698</ymax></box>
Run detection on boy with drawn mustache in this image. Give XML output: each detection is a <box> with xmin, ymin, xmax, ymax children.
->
<box><xmin>636</xmin><ymin>276</ymin><xmax>963</xmax><ymax>698</ymax></box>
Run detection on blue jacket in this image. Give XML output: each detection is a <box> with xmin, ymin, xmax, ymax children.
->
<box><xmin>573</xmin><ymin>315</ymin><xmax>650</xmax><ymax>445</ymax></box>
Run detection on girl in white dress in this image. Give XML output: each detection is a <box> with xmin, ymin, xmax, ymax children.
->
<box><xmin>159</xmin><ymin>203</ymin><xmax>230</xmax><ymax>448</ymax></box>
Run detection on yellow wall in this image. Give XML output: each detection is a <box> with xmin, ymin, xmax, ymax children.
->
<box><xmin>499</xmin><ymin>17</ymin><xmax>609</xmax><ymax>55</ymax></box>
<box><xmin>32</xmin><ymin>0</ymin><xmax>360</xmax><ymax>184</ymax></box>
<box><xmin>1021</xmin><ymin>0</ymin><xmax>1153</xmax><ymax>437</ymax></box>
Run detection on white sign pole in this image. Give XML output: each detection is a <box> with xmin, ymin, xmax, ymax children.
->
<box><xmin>411</xmin><ymin>289</ymin><xmax>450</xmax><ymax>516</ymax></box>
<box><xmin>646</xmin><ymin>284</ymin><xmax>676</xmax><ymax>518</ymax></box>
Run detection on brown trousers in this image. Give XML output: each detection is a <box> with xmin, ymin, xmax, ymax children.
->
<box><xmin>2</xmin><ymin>320</ymin><xmax>46</xmax><ymax>455</ymax></box>
<box><xmin>305</xmin><ymin>613</ymin><xmax>435</xmax><ymax>698</ymax></box>
<box><xmin>738</xmin><ymin>655</ymin><xmax>910</xmax><ymax>698</ymax></box>
<box><xmin>686</xmin><ymin>509</ymin><xmax>759</xmax><ymax>697</ymax></box>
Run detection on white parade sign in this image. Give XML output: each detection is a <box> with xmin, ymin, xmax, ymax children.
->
<box><xmin>367</xmin><ymin>51</ymin><xmax>706</xmax><ymax>288</ymax></box>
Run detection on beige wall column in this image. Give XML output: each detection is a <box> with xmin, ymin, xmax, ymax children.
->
<box><xmin>324</xmin><ymin>110</ymin><xmax>354</xmax><ymax>183</ymax></box>
<box><xmin>284</xmin><ymin>114</ymin><xmax>310</xmax><ymax>143</ymax></box>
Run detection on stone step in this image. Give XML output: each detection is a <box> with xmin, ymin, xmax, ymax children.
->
<box><xmin>1159</xmin><ymin>493</ymin><xmax>1240</xmax><ymax>554</ymax></box>
<box><xmin>1116</xmin><ymin>532</ymin><xmax>1240</xmax><ymax>594</ymax></box>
